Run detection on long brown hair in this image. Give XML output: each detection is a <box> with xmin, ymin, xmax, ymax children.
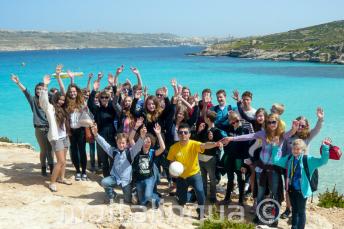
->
<box><xmin>65</xmin><ymin>84</ymin><xmax>84</xmax><ymax>114</ymax></box>
<box><xmin>52</xmin><ymin>92</ymin><xmax>68</xmax><ymax>129</ymax></box>
<box><xmin>295</xmin><ymin>116</ymin><xmax>310</xmax><ymax>139</ymax></box>
<box><xmin>145</xmin><ymin>95</ymin><xmax>163</xmax><ymax>122</ymax></box>
<box><xmin>265</xmin><ymin>113</ymin><xmax>285</xmax><ymax>143</ymax></box>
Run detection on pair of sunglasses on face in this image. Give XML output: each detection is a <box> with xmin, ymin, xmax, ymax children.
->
<box><xmin>178</xmin><ymin>130</ymin><xmax>189</xmax><ymax>135</ymax></box>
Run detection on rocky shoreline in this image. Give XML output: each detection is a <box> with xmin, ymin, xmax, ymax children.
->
<box><xmin>192</xmin><ymin>47</ymin><xmax>344</xmax><ymax>65</ymax></box>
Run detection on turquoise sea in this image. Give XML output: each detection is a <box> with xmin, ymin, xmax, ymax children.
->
<box><xmin>0</xmin><ymin>47</ymin><xmax>343</xmax><ymax>192</ymax></box>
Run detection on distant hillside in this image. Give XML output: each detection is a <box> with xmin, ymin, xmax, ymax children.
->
<box><xmin>0</xmin><ymin>30</ymin><xmax>221</xmax><ymax>51</ymax></box>
<box><xmin>197</xmin><ymin>20</ymin><xmax>344</xmax><ymax>64</ymax></box>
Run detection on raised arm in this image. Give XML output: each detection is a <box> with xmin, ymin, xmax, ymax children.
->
<box><xmin>91</xmin><ymin>124</ymin><xmax>115</xmax><ymax>158</ymax></box>
<box><xmin>39</xmin><ymin>75</ymin><xmax>51</xmax><ymax>112</ymax></box>
<box><xmin>309</xmin><ymin>107</ymin><xmax>324</xmax><ymax>141</ymax></box>
<box><xmin>200</xmin><ymin>141</ymin><xmax>222</xmax><ymax>151</ymax></box>
<box><xmin>171</xmin><ymin>78</ymin><xmax>179</xmax><ymax>96</ymax></box>
<box><xmin>86</xmin><ymin>73</ymin><xmax>94</xmax><ymax>92</ymax></box>
<box><xmin>308</xmin><ymin>139</ymin><xmax>330</xmax><ymax>169</ymax></box>
<box><xmin>130</xmin><ymin>67</ymin><xmax>143</xmax><ymax>88</ymax></box>
<box><xmin>271</xmin><ymin>137</ymin><xmax>288</xmax><ymax>168</ymax></box>
<box><xmin>112</xmin><ymin>85</ymin><xmax>123</xmax><ymax>117</ymax></box>
<box><xmin>87</xmin><ymin>80</ymin><xmax>100</xmax><ymax>115</ymax></box>
<box><xmin>129</xmin><ymin>125</ymin><xmax>146</xmax><ymax>159</ymax></box>
<box><xmin>114</xmin><ymin>65</ymin><xmax>124</xmax><ymax>86</ymax></box>
<box><xmin>284</xmin><ymin>120</ymin><xmax>300</xmax><ymax>140</ymax></box>
<box><xmin>153</xmin><ymin>123</ymin><xmax>166</xmax><ymax>156</ymax></box>
<box><xmin>129</xmin><ymin>117</ymin><xmax>144</xmax><ymax>146</ymax></box>
<box><xmin>67</xmin><ymin>70</ymin><xmax>75</xmax><ymax>85</ymax></box>
<box><xmin>55</xmin><ymin>65</ymin><xmax>66</xmax><ymax>95</ymax></box>
<box><xmin>11</xmin><ymin>74</ymin><xmax>26</xmax><ymax>92</ymax></box>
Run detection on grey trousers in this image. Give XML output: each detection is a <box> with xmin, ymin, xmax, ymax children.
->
<box><xmin>35</xmin><ymin>127</ymin><xmax>54</xmax><ymax>166</ymax></box>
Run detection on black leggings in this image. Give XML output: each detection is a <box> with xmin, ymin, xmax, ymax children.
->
<box><xmin>225</xmin><ymin>169</ymin><xmax>245</xmax><ymax>202</ymax></box>
<box><xmin>97</xmin><ymin>143</ymin><xmax>113</xmax><ymax>177</ymax></box>
<box><xmin>70</xmin><ymin>128</ymin><xmax>87</xmax><ymax>174</ymax></box>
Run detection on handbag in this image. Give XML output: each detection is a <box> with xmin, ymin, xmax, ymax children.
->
<box><xmin>320</xmin><ymin>143</ymin><xmax>342</xmax><ymax>160</ymax></box>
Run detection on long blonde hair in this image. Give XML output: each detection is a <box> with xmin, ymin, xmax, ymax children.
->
<box><xmin>265</xmin><ymin>113</ymin><xmax>285</xmax><ymax>143</ymax></box>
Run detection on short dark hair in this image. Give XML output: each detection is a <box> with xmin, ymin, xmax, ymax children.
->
<box><xmin>242</xmin><ymin>91</ymin><xmax>253</xmax><ymax>99</ymax></box>
<box><xmin>178</xmin><ymin>122</ymin><xmax>190</xmax><ymax>131</ymax></box>
<box><xmin>202</xmin><ymin>88</ymin><xmax>211</xmax><ymax>95</ymax></box>
<box><xmin>216</xmin><ymin>89</ymin><xmax>226</xmax><ymax>97</ymax></box>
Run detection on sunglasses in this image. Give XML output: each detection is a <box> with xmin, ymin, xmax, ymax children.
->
<box><xmin>156</xmin><ymin>93</ymin><xmax>164</xmax><ymax>97</ymax></box>
<box><xmin>178</xmin><ymin>130</ymin><xmax>189</xmax><ymax>135</ymax></box>
<box><xmin>267</xmin><ymin>120</ymin><xmax>277</xmax><ymax>125</ymax></box>
<box><xmin>299</xmin><ymin>124</ymin><xmax>307</xmax><ymax>129</ymax></box>
<box><xmin>230</xmin><ymin>120</ymin><xmax>240</xmax><ymax>125</ymax></box>
<box><xmin>100</xmin><ymin>96</ymin><xmax>109</xmax><ymax>100</ymax></box>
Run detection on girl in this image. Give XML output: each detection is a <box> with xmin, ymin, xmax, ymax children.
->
<box><xmin>130</xmin><ymin>121</ymin><xmax>165</xmax><ymax>207</ymax></box>
<box><xmin>222</xmin><ymin>114</ymin><xmax>299</xmax><ymax>225</ymax></box>
<box><xmin>65</xmin><ymin>82</ymin><xmax>88</xmax><ymax>181</ymax></box>
<box><xmin>272</xmin><ymin>138</ymin><xmax>330</xmax><ymax>229</ymax></box>
<box><xmin>280</xmin><ymin>107</ymin><xmax>324</xmax><ymax>219</ymax></box>
<box><xmin>39</xmin><ymin>75</ymin><xmax>71</xmax><ymax>192</ymax></box>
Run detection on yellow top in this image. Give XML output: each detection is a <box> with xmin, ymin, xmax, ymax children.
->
<box><xmin>167</xmin><ymin>140</ymin><xmax>204</xmax><ymax>179</ymax></box>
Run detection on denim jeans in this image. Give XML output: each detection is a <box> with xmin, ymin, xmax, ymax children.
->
<box><xmin>101</xmin><ymin>176</ymin><xmax>132</xmax><ymax>203</ymax></box>
<box><xmin>256</xmin><ymin>170</ymin><xmax>279</xmax><ymax>204</ymax></box>
<box><xmin>289</xmin><ymin>189</ymin><xmax>307</xmax><ymax>229</ymax></box>
<box><xmin>176</xmin><ymin>172</ymin><xmax>205</xmax><ymax>207</ymax></box>
<box><xmin>135</xmin><ymin>175</ymin><xmax>160</xmax><ymax>206</ymax></box>
<box><xmin>199</xmin><ymin>156</ymin><xmax>217</xmax><ymax>199</ymax></box>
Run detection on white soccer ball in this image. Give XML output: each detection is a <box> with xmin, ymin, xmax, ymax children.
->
<box><xmin>169</xmin><ymin>161</ymin><xmax>184</xmax><ymax>177</ymax></box>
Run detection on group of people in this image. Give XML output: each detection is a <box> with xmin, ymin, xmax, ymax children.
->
<box><xmin>12</xmin><ymin>64</ymin><xmax>330</xmax><ymax>229</ymax></box>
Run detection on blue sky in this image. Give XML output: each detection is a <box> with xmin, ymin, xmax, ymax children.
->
<box><xmin>1</xmin><ymin>0</ymin><xmax>343</xmax><ymax>37</ymax></box>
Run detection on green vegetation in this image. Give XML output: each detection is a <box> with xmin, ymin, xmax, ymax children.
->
<box><xmin>318</xmin><ymin>185</ymin><xmax>344</xmax><ymax>208</ymax></box>
<box><xmin>196</xmin><ymin>206</ymin><xmax>255</xmax><ymax>229</ymax></box>
<box><xmin>0</xmin><ymin>30</ymin><xmax>219</xmax><ymax>51</ymax></box>
<box><xmin>203</xmin><ymin>20</ymin><xmax>344</xmax><ymax>64</ymax></box>
<box><xmin>0</xmin><ymin>136</ymin><xmax>13</xmax><ymax>143</ymax></box>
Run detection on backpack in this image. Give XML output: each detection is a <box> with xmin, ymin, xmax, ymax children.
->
<box><xmin>287</xmin><ymin>154</ymin><xmax>318</xmax><ymax>192</ymax></box>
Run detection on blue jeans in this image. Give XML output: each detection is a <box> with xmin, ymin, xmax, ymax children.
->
<box><xmin>289</xmin><ymin>189</ymin><xmax>307</xmax><ymax>229</ymax></box>
<box><xmin>256</xmin><ymin>170</ymin><xmax>279</xmax><ymax>204</ymax></box>
<box><xmin>199</xmin><ymin>156</ymin><xmax>217</xmax><ymax>199</ymax></box>
<box><xmin>176</xmin><ymin>172</ymin><xmax>205</xmax><ymax>207</ymax></box>
<box><xmin>135</xmin><ymin>175</ymin><xmax>160</xmax><ymax>206</ymax></box>
<box><xmin>101</xmin><ymin>176</ymin><xmax>132</xmax><ymax>203</ymax></box>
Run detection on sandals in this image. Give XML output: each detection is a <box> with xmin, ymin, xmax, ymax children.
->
<box><xmin>57</xmin><ymin>179</ymin><xmax>72</xmax><ymax>185</ymax></box>
<box><xmin>49</xmin><ymin>183</ymin><xmax>57</xmax><ymax>192</ymax></box>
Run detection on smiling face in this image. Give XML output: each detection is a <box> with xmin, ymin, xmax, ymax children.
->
<box><xmin>116</xmin><ymin>137</ymin><xmax>127</xmax><ymax>151</ymax></box>
<box><xmin>35</xmin><ymin>85</ymin><xmax>44</xmax><ymax>97</ymax></box>
<box><xmin>182</xmin><ymin>88</ymin><xmax>190</xmax><ymax>100</ymax></box>
<box><xmin>57</xmin><ymin>95</ymin><xmax>65</xmax><ymax>107</ymax></box>
<box><xmin>69</xmin><ymin>87</ymin><xmax>78</xmax><ymax>99</ymax></box>
<box><xmin>99</xmin><ymin>93</ymin><xmax>110</xmax><ymax>107</ymax></box>
<box><xmin>216</xmin><ymin>93</ymin><xmax>226</xmax><ymax>106</ymax></box>
<box><xmin>256</xmin><ymin>111</ymin><xmax>265</xmax><ymax>124</ymax></box>
<box><xmin>123</xmin><ymin>96</ymin><xmax>132</xmax><ymax>109</ymax></box>
<box><xmin>146</xmin><ymin>99</ymin><xmax>156</xmax><ymax>112</ymax></box>
<box><xmin>267</xmin><ymin>116</ymin><xmax>278</xmax><ymax>131</ymax></box>
<box><xmin>297</xmin><ymin>118</ymin><xmax>308</xmax><ymax>133</ymax></box>
<box><xmin>143</xmin><ymin>136</ymin><xmax>152</xmax><ymax>151</ymax></box>
<box><xmin>242</xmin><ymin>96</ymin><xmax>252</xmax><ymax>109</ymax></box>
<box><xmin>292</xmin><ymin>139</ymin><xmax>307</xmax><ymax>157</ymax></box>
<box><xmin>178</xmin><ymin>127</ymin><xmax>191</xmax><ymax>143</ymax></box>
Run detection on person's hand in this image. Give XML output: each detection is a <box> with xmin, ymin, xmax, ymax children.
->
<box><xmin>323</xmin><ymin>137</ymin><xmax>332</xmax><ymax>145</ymax></box>
<box><xmin>55</xmin><ymin>64</ymin><xmax>63</xmax><ymax>76</ymax></box>
<box><xmin>162</xmin><ymin>86</ymin><xmax>168</xmax><ymax>97</ymax></box>
<box><xmin>93</xmin><ymin>80</ymin><xmax>100</xmax><ymax>91</ymax></box>
<box><xmin>292</xmin><ymin>120</ymin><xmax>300</xmax><ymax>131</ymax></box>
<box><xmin>135</xmin><ymin>117</ymin><xmax>144</xmax><ymax>129</ymax></box>
<box><xmin>204</xmin><ymin>94</ymin><xmax>211</xmax><ymax>104</ymax></box>
<box><xmin>153</xmin><ymin>123</ymin><xmax>161</xmax><ymax>135</ymax></box>
<box><xmin>11</xmin><ymin>74</ymin><xmax>20</xmax><ymax>84</ymax></box>
<box><xmin>171</xmin><ymin>96</ymin><xmax>178</xmax><ymax>105</ymax></box>
<box><xmin>90</xmin><ymin>123</ymin><xmax>98</xmax><ymax>137</ymax></box>
<box><xmin>198</xmin><ymin>123</ymin><xmax>206</xmax><ymax>133</ymax></box>
<box><xmin>232</xmin><ymin>89</ymin><xmax>240</xmax><ymax>102</ymax></box>
<box><xmin>140</xmin><ymin>125</ymin><xmax>147</xmax><ymax>139</ymax></box>
<box><xmin>116</xmin><ymin>65</ymin><xmax>124</xmax><ymax>75</ymax></box>
<box><xmin>143</xmin><ymin>86</ymin><xmax>148</xmax><ymax>97</ymax></box>
<box><xmin>130</xmin><ymin>67</ymin><xmax>140</xmax><ymax>76</ymax></box>
<box><xmin>193</xmin><ymin>93</ymin><xmax>199</xmax><ymax>104</ymax></box>
<box><xmin>43</xmin><ymin>75</ymin><xmax>51</xmax><ymax>86</ymax></box>
<box><xmin>116</xmin><ymin>84</ymin><xmax>122</xmax><ymax>96</ymax></box>
<box><xmin>317</xmin><ymin>107</ymin><xmax>324</xmax><ymax>120</ymax></box>
<box><xmin>171</xmin><ymin>78</ymin><xmax>177</xmax><ymax>87</ymax></box>
<box><xmin>97</xmin><ymin>72</ymin><xmax>103</xmax><ymax>81</ymax></box>
<box><xmin>177</xmin><ymin>84</ymin><xmax>183</xmax><ymax>95</ymax></box>
<box><xmin>216</xmin><ymin>141</ymin><xmax>223</xmax><ymax>148</ymax></box>
<box><xmin>67</xmin><ymin>70</ymin><xmax>74</xmax><ymax>79</ymax></box>
<box><xmin>108</xmin><ymin>73</ymin><xmax>115</xmax><ymax>86</ymax></box>
<box><xmin>88</xmin><ymin>73</ymin><xmax>93</xmax><ymax>79</ymax></box>
<box><xmin>220</xmin><ymin>137</ymin><xmax>233</xmax><ymax>146</ymax></box>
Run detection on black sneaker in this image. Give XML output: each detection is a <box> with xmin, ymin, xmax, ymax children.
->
<box><xmin>280</xmin><ymin>208</ymin><xmax>291</xmax><ymax>219</ymax></box>
<box><xmin>196</xmin><ymin>207</ymin><xmax>205</xmax><ymax>220</ymax></box>
<box><xmin>41</xmin><ymin>167</ymin><xmax>47</xmax><ymax>177</ymax></box>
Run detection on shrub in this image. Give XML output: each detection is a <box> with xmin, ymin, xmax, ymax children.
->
<box><xmin>318</xmin><ymin>185</ymin><xmax>344</xmax><ymax>208</ymax></box>
<box><xmin>0</xmin><ymin>136</ymin><xmax>13</xmax><ymax>143</ymax></box>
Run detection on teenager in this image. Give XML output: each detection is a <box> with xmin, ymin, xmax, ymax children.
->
<box><xmin>39</xmin><ymin>75</ymin><xmax>71</xmax><ymax>192</ymax></box>
<box><xmin>167</xmin><ymin>123</ymin><xmax>221</xmax><ymax>220</ymax></box>
<box><xmin>11</xmin><ymin>74</ymin><xmax>54</xmax><ymax>176</ymax></box>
